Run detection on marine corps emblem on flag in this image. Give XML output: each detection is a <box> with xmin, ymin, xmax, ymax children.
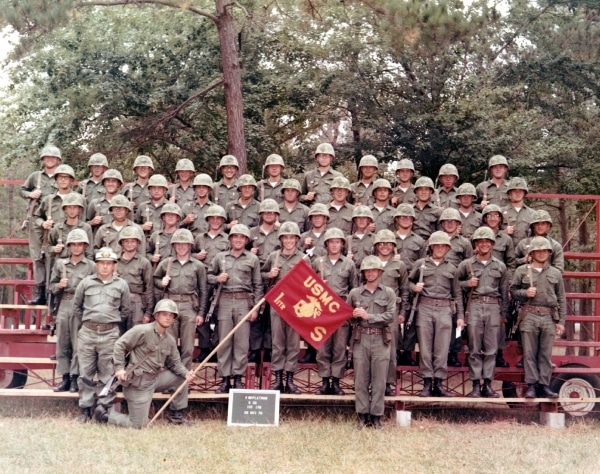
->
<box><xmin>265</xmin><ymin>259</ymin><xmax>353</xmax><ymax>349</ymax></box>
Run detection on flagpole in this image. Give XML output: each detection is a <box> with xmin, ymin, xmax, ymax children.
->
<box><xmin>148</xmin><ymin>297</ymin><xmax>266</xmax><ymax>426</ymax></box>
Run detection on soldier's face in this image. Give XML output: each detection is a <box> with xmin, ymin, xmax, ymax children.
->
<box><xmin>42</xmin><ymin>156</ymin><xmax>60</xmax><ymax>169</ymax></box>
<box><xmin>155</xmin><ymin>311</ymin><xmax>176</xmax><ymax>329</ymax></box>
<box><xmin>430</xmin><ymin>244</ymin><xmax>450</xmax><ymax>260</ymax></box>
<box><xmin>376</xmin><ymin>242</ymin><xmax>394</xmax><ymax>257</ymax></box>
<box><xmin>111</xmin><ymin>207</ymin><xmax>129</xmax><ymax>220</ymax></box>
<box><xmin>415</xmin><ymin>187</ymin><xmax>432</xmax><ymax>202</ymax></box>
<box><xmin>490</xmin><ymin>164</ymin><xmax>508</xmax><ymax>179</ymax></box>
<box><xmin>374</xmin><ymin>188</ymin><xmax>390</xmax><ymax>202</ymax></box>
<box><xmin>331</xmin><ymin>187</ymin><xmax>348</xmax><ymax>202</ymax></box>
<box><xmin>194</xmin><ymin>185</ymin><xmax>210</xmax><ymax>198</ymax></box>
<box><xmin>353</xmin><ymin>216</ymin><xmax>370</xmax><ymax>231</ymax></box>
<box><xmin>103</xmin><ymin>178</ymin><xmax>121</xmax><ymax>194</ymax></box>
<box><xmin>90</xmin><ymin>165</ymin><xmax>107</xmax><ymax>178</ymax></box>
<box><xmin>162</xmin><ymin>213</ymin><xmax>181</xmax><ymax>226</ymax></box>
<box><xmin>173</xmin><ymin>242</ymin><xmax>192</xmax><ymax>258</ymax></box>
<box><xmin>395</xmin><ymin>216</ymin><xmax>413</xmax><ymax>230</ymax></box>
<box><xmin>120</xmin><ymin>238</ymin><xmax>139</xmax><ymax>253</ymax></box>
<box><xmin>55</xmin><ymin>174</ymin><xmax>73</xmax><ymax>190</ymax></box>
<box><xmin>221</xmin><ymin>165</ymin><xmax>237</xmax><ymax>179</ymax></box>
<box><xmin>439</xmin><ymin>175</ymin><xmax>456</xmax><ymax>189</ymax></box>
<box><xmin>396</xmin><ymin>169</ymin><xmax>413</xmax><ymax>183</ymax></box>
<box><xmin>484</xmin><ymin>213</ymin><xmax>501</xmax><ymax>228</ymax></box>
<box><xmin>68</xmin><ymin>242</ymin><xmax>87</xmax><ymax>257</ymax></box>
<box><xmin>229</xmin><ymin>234</ymin><xmax>248</xmax><ymax>250</ymax></box>
<box><xmin>475</xmin><ymin>239</ymin><xmax>494</xmax><ymax>256</ymax></box>
<box><xmin>134</xmin><ymin>166</ymin><xmax>152</xmax><ymax>179</ymax></box>
<box><xmin>64</xmin><ymin>205</ymin><xmax>82</xmax><ymax>219</ymax></box>
<box><xmin>177</xmin><ymin>170</ymin><xmax>194</xmax><ymax>183</ymax></box>
<box><xmin>283</xmin><ymin>189</ymin><xmax>299</xmax><ymax>202</ymax></box>
<box><xmin>280</xmin><ymin>234</ymin><xmax>299</xmax><ymax>251</ymax></box>
<box><xmin>441</xmin><ymin>220</ymin><xmax>460</xmax><ymax>234</ymax></box>
<box><xmin>266</xmin><ymin>165</ymin><xmax>283</xmax><ymax>178</ymax></box>
<box><xmin>207</xmin><ymin>216</ymin><xmax>225</xmax><ymax>230</ymax></box>
<box><xmin>531</xmin><ymin>249</ymin><xmax>551</xmax><ymax>264</ymax></box>
<box><xmin>310</xmin><ymin>215</ymin><xmax>327</xmax><ymax>229</ymax></box>
<box><xmin>96</xmin><ymin>260</ymin><xmax>116</xmax><ymax>279</ymax></box>
<box><xmin>326</xmin><ymin>238</ymin><xmax>344</xmax><ymax>255</ymax></box>
<box><xmin>360</xmin><ymin>166</ymin><xmax>377</xmax><ymax>179</ymax></box>
<box><xmin>239</xmin><ymin>185</ymin><xmax>255</xmax><ymax>199</ymax></box>
<box><xmin>260</xmin><ymin>211</ymin><xmax>278</xmax><ymax>225</ymax></box>
<box><xmin>533</xmin><ymin>222</ymin><xmax>551</xmax><ymax>236</ymax></box>
<box><xmin>149</xmin><ymin>186</ymin><xmax>167</xmax><ymax>200</ymax></box>
<box><xmin>458</xmin><ymin>195</ymin><xmax>475</xmax><ymax>207</ymax></box>
<box><xmin>363</xmin><ymin>268</ymin><xmax>383</xmax><ymax>283</ymax></box>
<box><xmin>509</xmin><ymin>189</ymin><xmax>526</xmax><ymax>203</ymax></box>
<box><xmin>316</xmin><ymin>153</ymin><xmax>333</xmax><ymax>167</ymax></box>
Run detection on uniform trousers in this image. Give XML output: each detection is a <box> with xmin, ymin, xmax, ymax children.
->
<box><xmin>416</xmin><ymin>304</ymin><xmax>452</xmax><ymax>379</ymax></box>
<box><xmin>55</xmin><ymin>298</ymin><xmax>80</xmax><ymax>376</ymax></box>
<box><xmin>316</xmin><ymin>322</ymin><xmax>349</xmax><ymax>379</ymax></box>
<box><xmin>467</xmin><ymin>301</ymin><xmax>500</xmax><ymax>380</ymax></box>
<box><xmin>520</xmin><ymin>312</ymin><xmax>556</xmax><ymax>385</ymax></box>
<box><xmin>270</xmin><ymin>312</ymin><xmax>300</xmax><ymax>373</ymax></box>
<box><xmin>217</xmin><ymin>296</ymin><xmax>251</xmax><ymax>377</ymax></box>
<box><xmin>354</xmin><ymin>332</ymin><xmax>390</xmax><ymax>416</ymax></box>
<box><xmin>167</xmin><ymin>300</ymin><xmax>196</xmax><ymax>370</ymax></box>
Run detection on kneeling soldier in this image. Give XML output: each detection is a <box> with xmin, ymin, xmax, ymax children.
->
<box><xmin>456</xmin><ymin>227</ymin><xmax>509</xmax><ymax>398</ymax></box>
<box><xmin>107</xmin><ymin>299</ymin><xmax>196</xmax><ymax>427</ymax></box>
<box><xmin>510</xmin><ymin>236</ymin><xmax>565</xmax><ymax>398</ymax></box>
<box><xmin>348</xmin><ymin>256</ymin><xmax>396</xmax><ymax>430</ymax></box>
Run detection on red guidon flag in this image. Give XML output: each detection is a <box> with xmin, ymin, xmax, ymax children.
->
<box><xmin>265</xmin><ymin>259</ymin><xmax>354</xmax><ymax>350</ymax></box>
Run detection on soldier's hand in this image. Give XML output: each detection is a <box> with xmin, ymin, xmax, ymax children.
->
<box><xmin>367</xmin><ymin>222</ymin><xmax>376</xmax><ymax>233</ymax></box>
<box><xmin>227</xmin><ymin>220</ymin><xmax>239</xmax><ymax>229</ymax></box>
<box><xmin>53</xmin><ymin>243</ymin><xmax>64</xmax><ymax>254</ymax></box>
<box><xmin>268</xmin><ymin>268</ymin><xmax>280</xmax><ymax>279</ymax></box>
<box><xmin>390</xmin><ymin>196</ymin><xmax>399</xmax><ymax>207</ymax></box>
<box><xmin>196</xmin><ymin>250</ymin><xmax>207</xmax><ymax>261</ymax></box>
<box><xmin>526</xmin><ymin>286</ymin><xmax>537</xmax><ymax>298</ymax></box>
<box><xmin>305</xmin><ymin>191</ymin><xmax>315</xmax><ymax>201</ymax></box>
<box><xmin>151</xmin><ymin>253</ymin><xmax>161</xmax><ymax>263</ymax></box>
<box><xmin>468</xmin><ymin>277</ymin><xmax>479</xmax><ymax>287</ymax></box>
<box><xmin>555</xmin><ymin>323</ymin><xmax>565</xmax><ymax>336</ymax></box>
<box><xmin>115</xmin><ymin>369</ymin><xmax>128</xmax><ymax>382</ymax></box>
<box><xmin>505</xmin><ymin>225</ymin><xmax>514</xmax><ymax>235</ymax></box>
<box><xmin>353</xmin><ymin>307</ymin><xmax>368</xmax><ymax>320</ymax></box>
<box><xmin>347</xmin><ymin>252</ymin><xmax>354</xmax><ymax>260</ymax></box>
<box><xmin>480</xmin><ymin>199</ymin><xmax>490</xmax><ymax>209</ymax></box>
<box><xmin>456</xmin><ymin>318</ymin><xmax>465</xmax><ymax>329</ymax></box>
<box><xmin>304</xmin><ymin>237</ymin><xmax>313</xmax><ymax>249</ymax></box>
<box><xmin>250</xmin><ymin>247</ymin><xmax>258</xmax><ymax>255</ymax></box>
<box><xmin>91</xmin><ymin>215</ymin><xmax>103</xmax><ymax>226</ymax></box>
<box><xmin>414</xmin><ymin>282</ymin><xmax>425</xmax><ymax>293</ymax></box>
<box><xmin>216</xmin><ymin>272</ymin><xmax>228</xmax><ymax>283</ymax></box>
<box><xmin>398</xmin><ymin>314</ymin><xmax>405</xmax><ymax>324</ymax></box>
<box><xmin>185</xmin><ymin>371</ymin><xmax>195</xmax><ymax>383</ymax></box>
<box><xmin>42</xmin><ymin>220</ymin><xmax>54</xmax><ymax>230</ymax></box>
<box><xmin>161</xmin><ymin>275</ymin><xmax>171</xmax><ymax>287</ymax></box>
<box><xmin>169</xmin><ymin>195</ymin><xmax>177</xmax><ymax>203</ymax></box>
<box><xmin>142</xmin><ymin>221</ymin><xmax>153</xmax><ymax>231</ymax></box>
<box><xmin>249</xmin><ymin>310</ymin><xmax>259</xmax><ymax>322</ymax></box>
<box><xmin>195</xmin><ymin>315</ymin><xmax>204</xmax><ymax>326</ymax></box>
<box><xmin>58</xmin><ymin>278</ymin><xmax>68</xmax><ymax>289</ymax></box>
<box><xmin>142</xmin><ymin>315</ymin><xmax>152</xmax><ymax>324</ymax></box>
<box><xmin>29</xmin><ymin>189</ymin><xmax>42</xmax><ymax>200</ymax></box>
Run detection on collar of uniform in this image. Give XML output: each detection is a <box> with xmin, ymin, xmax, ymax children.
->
<box><xmin>360</xmin><ymin>282</ymin><xmax>384</xmax><ymax>294</ymax></box>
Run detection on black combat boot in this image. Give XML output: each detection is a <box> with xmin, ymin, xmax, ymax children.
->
<box><xmin>53</xmin><ymin>374</ymin><xmax>70</xmax><ymax>392</ymax></box>
<box><xmin>299</xmin><ymin>346</ymin><xmax>317</xmax><ymax>364</ymax></box>
<box><xmin>467</xmin><ymin>380</ymin><xmax>481</xmax><ymax>398</ymax></box>
<box><xmin>315</xmin><ymin>377</ymin><xmax>330</xmax><ymax>395</ymax></box>
<box><xmin>330</xmin><ymin>377</ymin><xmax>345</xmax><ymax>395</ymax></box>
<box><xmin>419</xmin><ymin>378</ymin><xmax>433</xmax><ymax>397</ymax></box>
<box><xmin>447</xmin><ymin>352</ymin><xmax>462</xmax><ymax>367</ymax></box>
<box><xmin>215</xmin><ymin>377</ymin><xmax>231</xmax><ymax>394</ymax></box>
<box><xmin>384</xmin><ymin>383</ymin><xmax>394</xmax><ymax>396</ymax></box>
<box><xmin>371</xmin><ymin>415</ymin><xmax>383</xmax><ymax>430</ymax></box>
<box><xmin>247</xmin><ymin>349</ymin><xmax>261</xmax><ymax>364</ymax></box>
<box><xmin>285</xmin><ymin>371</ymin><xmax>301</xmax><ymax>395</ymax></box>
<box><xmin>355</xmin><ymin>413</ymin><xmax>369</xmax><ymax>431</ymax></box>
<box><xmin>433</xmin><ymin>378</ymin><xmax>454</xmax><ymax>397</ymax></box>
<box><xmin>495</xmin><ymin>350</ymin><xmax>510</xmax><ymax>368</ymax></box>
<box><xmin>270</xmin><ymin>370</ymin><xmax>284</xmax><ymax>392</ymax></box>
<box><xmin>524</xmin><ymin>383</ymin><xmax>537</xmax><ymax>398</ymax></box>
<box><xmin>481</xmin><ymin>379</ymin><xmax>500</xmax><ymax>398</ymax></box>
<box><xmin>516</xmin><ymin>357</ymin><xmax>524</xmax><ymax>368</ymax></box>
<box><xmin>233</xmin><ymin>375</ymin><xmax>244</xmax><ymax>389</ymax></box>
<box><xmin>536</xmin><ymin>384</ymin><xmax>558</xmax><ymax>398</ymax></box>
<box><xmin>193</xmin><ymin>348</ymin><xmax>210</xmax><ymax>363</ymax></box>
<box><xmin>93</xmin><ymin>405</ymin><xmax>108</xmax><ymax>423</ymax></box>
<box><xmin>399</xmin><ymin>351</ymin><xmax>417</xmax><ymax>366</ymax></box>
<box><xmin>79</xmin><ymin>407</ymin><xmax>91</xmax><ymax>423</ymax></box>
<box><xmin>167</xmin><ymin>409</ymin><xmax>194</xmax><ymax>426</ymax></box>
<box><xmin>27</xmin><ymin>285</ymin><xmax>46</xmax><ymax>305</ymax></box>
<box><xmin>69</xmin><ymin>375</ymin><xmax>79</xmax><ymax>393</ymax></box>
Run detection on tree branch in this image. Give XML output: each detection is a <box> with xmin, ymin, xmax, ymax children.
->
<box><xmin>78</xmin><ymin>0</ymin><xmax>218</xmax><ymax>23</ymax></box>
<box><xmin>158</xmin><ymin>77</ymin><xmax>224</xmax><ymax>124</ymax></box>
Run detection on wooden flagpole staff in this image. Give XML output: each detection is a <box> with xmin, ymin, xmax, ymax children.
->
<box><xmin>148</xmin><ymin>297</ymin><xmax>265</xmax><ymax>426</ymax></box>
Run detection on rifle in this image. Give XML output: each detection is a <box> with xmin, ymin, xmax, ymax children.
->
<box><xmin>405</xmin><ymin>260</ymin><xmax>426</xmax><ymax>333</ymax></box>
<box><xmin>152</xmin><ymin>231</ymin><xmax>161</xmax><ymax>272</ymax></box>
<box><xmin>21</xmin><ymin>171</ymin><xmax>42</xmax><ymax>231</ymax></box>
<box><xmin>205</xmin><ymin>256</ymin><xmax>226</xmax><ymax>324</ymax></box>
<box><xmin>464</xmin><ymin>258</ymin><xmax>475</xmax><ymax>325</ymax></box>
<box><xmin>40</xmin><ymin>194</ymin><xmax>54</xmax><ymax>260</ymax></box>
<box><xmin>434</xmin><ymin>177</ymin><xmax>441</xmax><ymax>208</ymax></box>
<box><xmin>511</xmin><ymin>264</ymin><xmax>534</xmax><ymax>337</ymax></box>
<box><xmin>259</xmin><ymin>251</ymin><xmax>280</xmax><ymax>317</ymax></box>
<box><xmin>482</xmin><ymin>169</ymin><xmax>488</xmax><ymax>204</ymax></box>
<box><xmin>161</xmin><ymin>257</ymin><xmax>173</xmax><ymax>300</ymax></box>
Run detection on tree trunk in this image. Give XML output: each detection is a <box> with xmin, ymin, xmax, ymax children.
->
<box><xmin>215</xmin><ymin>0</ymin><xmax>247</xmax><ymax>174</ymax></box>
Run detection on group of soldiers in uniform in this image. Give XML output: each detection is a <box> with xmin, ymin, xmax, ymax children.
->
<box><xmin>20</xmin><ymin>143</ymin><xmax>566</xmax><ymax>430</ymax></box>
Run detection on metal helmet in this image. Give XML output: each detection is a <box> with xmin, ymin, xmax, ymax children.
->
<box><xmin>396</xmin><ymin>159</ymin><xmax>415</xmax><ymax>171</ymax></box>
<box><xmin>428</xmin><ymin>231</ymin><xmax>452</xmax><ymax>247</ymax></box>
<box><xmin>471</xmin><ymin>226</ymin><xmax>496</xmax><ymax>243</ymax></box>
<box><xmin>54</xmin><ymin>164</ymin><xmax>75</xmax><ymax>179</ymax></box>
<box><xmin>308</xmin><ymin>203</ymin><xmax>330</xmax><ymax>218</ymax></box>
<box><xmin>374</xmin><ymin>229</ymin><xmax>396</xmax><ymax>245</ymax></box>
<box><xmin>170</xmin><ymin>228</ymin><xmax>194</xmax><ymax>245</ymax></box>
<box><xmin>314</xmin><ymin>143</ymin><xmax>335</xmax><ymax>158</ymax></box>
<box><xmin>456</xmin><ymin>183</ymin><xmax>477</xmax><ymax>197</ymax></box>
<box><xmin>219</xmin><ymin>154</ymin><xmax>239</xmax><ymax>168</ymax></box>
<box><xmin>204</xmin><ymin>204</ymin><xmax>227</xmax><ymax>220</ymax></box>
<box><xmin>330</xmin><ymin>176</ymin><xmax>352</xmax><ymax>191</ymax></box>
<box><xmin>323</xmin><ymin>227</ymin><xmax>345</xmax><ymax>242</ymax></box>
<box><xmin>438</xmin><ymin>163</ymin><xmax>459</xmax><ymax>178</ymax></box>
<box><xmin>40</xmin><ymin>145</ymin><xmax>62</xmax><ymax>160</ymax></box>
<box><xmin>358</xmin><ymin>155</ymin><xmax>378</xmax><ymax>168</ymax></box>
<box><xmin>278</xmin><ymin>221</ymin><xmax>301</xmax><ymax>239</ymax></box>
<box><xmin>439</xmin><ymin>208</ymin><xmax>461</xmax><ymax>222</ymax></box>
<box><xmin>394</xmin><ymin>204</ymin><xmax>416</xmax><ymax>219</ymax></box>
<box><xmin>531</xmin><ymin>210</ymin><xmax>552</xmax><ymax>226</ymax></box>
<box><xmin>61</xmin><ymin>192</ymin><xmax>85</xmax><ymax>208</ymax></box>
<box><xmin>133</xmin><ymin>155</ymin><xmax>154</xmax><ymax>169</ymax></box>
<box><xmin>161</xmin><ymin>202</ymin><xmax>184</xmax><ymax>219</ymax></box>
<box><xmin>259</xmin><ymin>199</ymin><xmax>280</xmax><ymax>214</ymax></box>
<box><xmin>507</xmin><ymin>177</ymin><xmax>528</xmax><ymax>194</ymax></box>
<box><xmin>264</xmin><ymin>154</ymin><xmax>285</xmax><ymax>167</ymax></box>
<box><xmin>281</xmin><ymin>178</ymin><xmax>301</xmax><ymax>193</ymax></box>
<box><xmin>414</xmin><ymin>176</ymin><xmax>435</xmax><ymax>191</ymax></box>
<box><xmin>154</xmin><ymin>299</ymin><xmax>179</xmax><ymax>318</ymax></box>
<box><xmin>87</xmin><ymin>153</ymin><xmax>108</xmax><ymax>167</ymax></box>
<box><xmin>482</xmin><ymin>204</ymin><xmax>503</xmax><ymax>224</ymax></box>
<box><xmin>108</xmin><ymin>194</ymin><xmax>132</xmax><ymax>211</ymax></box>
<box><xmin>102</xmin><ymin>169</ymin><xmax>124</xmax><ymax>184</ymax></box>
<box><xmin>371</xmin><ymin>178</ymin><xmax>392</xmax><ymax>194</ymax></box>
<box><xmin>175</xmin><ymin>158</ymin><xmax>195</xmax><ymax>172</ymax></box>
<box><xmin>229</xmin><ymin>224</ymin><xmax>251</xmax><ymax>239</ymax></box>
<box><xmin>237</xmin><ymin>174</ymin><xmax>258</xmax><ymax>189</ymax></box>
<box><xmin>66</xmin><ymin>229</ymin><xmax>89</xmax><ymax>245</ymax></box>
<box><xmin>360</xmin><ymin>255</ymin><xmax>384</xmax><ymax>272</ymax></box>
<box><xmin>488</xmin><ymin>154</ymin><xmax>509</xmax><ymax>168</ymax></box>
<box><xmin>95</xmin><ymin>247</ymin><xmax>118</xmax><ymax>261</ymax></box>
<box><xmin>529</xmin><ymin>236</ymin><xmax>553</xmax><ymax>252</ymax></box>
<box><xmin>352</xmin><ymin>205</ymin><xmax>374</xmax><ymax>220</ymax></box>
<box><xmin>118</xmin><ymin>225</ymin><xmax>143</xmax><ymax>243</ymax></box>
<box><xmin>193</xmin><ymin>173</ymin><xmax>214</xmax><ymax>188</ymax></box>
<box><xmin>148</xmin><ymin>174</ymin><xmax>169</xmax><ymax>188</ymax></box>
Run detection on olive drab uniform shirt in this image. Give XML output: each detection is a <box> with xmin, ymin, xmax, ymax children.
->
<box><xmin>327</xmin><ymin>202</ymin><xmax>354</xmax><ymax>234</ymax></box>
<box><xmin>300</xmin><ymin>168</ymin><xmax>343</xmax><ymax>205</ymax></box>
<box><xmin>347</xmin><ymin>232</ymin><xmax>375</xmax><ymax>270</ymax></box>
<box><xmin>459</xmin><ymin>209</ymin><xmax>482</xmax><ymax>239</ymax></box>
<box><xmin>445</xmin><ymin>234</ymin><xmax>474</xmax><ymax>268</ymax></box>
<box><xmin>392</xmin><ymin>184</ymin><xmax>416</xmax><ymax>205</ymax></box>
<box><xmin>299</xmin><ymin>228</ymin><xmax>328</xmax><ymax>261</ymax></box>
<box><xmin>21</xmin><ymin>170</ymin><xmax>58</xmax><ymax>203</ymax></box>
<box><xmin>455</xmin><ymin>256</ymin><xmax>510</xmax><ymax>322</ymax></box>
<box><xmin>122</xmin><ymin>182</ymin><xmax>150</xmax><ymax>210</ymax></box>
<box><xmin>257</xmin><ymin>179</ymin><xmax>284</xmax><ymax>204</ymax></box>
<box><xmin>347</xmin><ymin>284</ymin><xmax>396</xmax><ymax>328</ymax></box>
<box><xmin>135</xmin><ymin>199</ymin><xmax>167</xmax><ymax>234</ymax></box>
<box><xmin>48</xmin><ymin>221</ymin><xmax>94</xmax><ymax>261</ymax></box>
<box><xmin>181</xmin><ymin>200</ymin><xmax>215</xmax><ymax>237</ymax></box>
<box><xmin>117</xmin><ymin>253</ymin><xmax>155</xmax><ymax>320</ymax></box>
<box><xmin>87</xmin><ymin>196</ymin><xmax>114</xmax><ymax>230</ymax></box>
<box><xmin>379</xmin><ymin>258</ymin><xmax>411</xmax><ymax>318</ymax></box>
<box><xmin>434</xmin><ymin>187</ymin><xmax>458</xmax><ymax>210</ymax></box>
<box><xmin>73</xmin><ymin>274</ymin><xmax>132</xmax><ymax>324</ymax></box>
<box><xmin>77</xmin><ymin>179</ymin><xmax>105</xmax><ymax>206</ymax></box>
<box><xmin>311</xmin><ymin>255</ymin><xmax>359</xmax><ymax>300</ymax></box>
<box><xmin>490</xmin><ymin>230</ymin><xmax>517</xmax><ymax>275</ymax></box>
<box><xmin>510</xmin><ymin>264</ymin><xmax>566</xmax><ymax>325</ymax></box>
<box><xmin>193</xmin><ymin>231</ymin><xmax>230</xmax><ymax>271</ymax></box>
<box><xmin>94</xmin><ymin>221</ymin><xmax>147</xmax><ymax>257</ymax></box>
<box><xmin>369</xmin><ymin>204</ymin><xmax>395</xmax><ymax>233</ymax></box>
<box><xmin>147</xmin><ymin>230</ymin><xmax>175</xmax><ymax>264</ymax></box>
<box><xmin>261</xmin><ymin>249</ymin><xmax>307</xmax><ymax>288</ymax></box>
<box><xmin>226</xmin><ymin>199</ymin><xmax>261</xmax><ymax>229</ymax></box>
<box><xmin>34</xmin><ymin>192</ymin><xmax>67</xmax><ymax>228</ymax></box>
<box><xmin>112</xmin><ymin>322</ymin><xmax>188</xmax><ymax>377</ymax></box>
<box><xmin>515</xmin><ymin>236</ymin><xmax>564</xmax><ymax>273</ymax></box>
<box><xmin>213</xmin><ymin>180</ymin><xmax>239</xmax><ymax>207</ymax></box>
<box><xmin>349</xmin><ymin>181</ymin><xmax>375</xmax><ymax>207</ymax></box>
<box><xmin>395</xmin><ymin>231</ymin><xmax>426</xmax><ymax>272</ymax></box>
<box><xmin>412</xmin><ymin>202</ymin><xmax>443</xmax><ymax>240</ymax></box>
<box><xmin>278</xmin><ymin>201</ymin><xmax>310</xmax><ymax>234</ymax></box>
<box><xmin>476</xmin><ymin>179</ymin><xmax>510</xmax><ymax>209</ymax></box>
<box><xmin>153</xmin><ymin>258</ymin><xmax>208</xmax><ymax>316</ymax></box>
<box><xmin>207</xmin><ymin>249</ymin><xmax>264</xmax><ymax>303</ymax></box>
<box><xmin>49</xmin><ymin>257</ymin><xmax>96</xmax><ymax>298</ymax></box>
<box><xmin>249</xmin><ymin>226</ymin><xmax>280</xmax><ymax>266</ymax></box>
<box><xmin>167</xmin><ymin>183</ymin><xmax>195</xmax><ymax>209</ymax></box>
<box><xmin>501</xmin><ymin>204</ymin><xmax>536</xmax><ymax>249</ymax></box>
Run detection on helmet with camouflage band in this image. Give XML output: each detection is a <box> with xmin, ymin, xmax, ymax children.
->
<box><xmin>529</xmin><ymin>236</ymin><xmax>553</xmax><ymax>252</ymax></box>
<box><xmin>278</xmin><ymin>221</ymin><xmax>301</xmax><ymax>239</ymax></box>
<box><xmin>471</xmin><ymin>226</ymin><xmax>496</xmax><ymax>243</ymax></box>
<box><xmin>281</xmin><ymin>178</ymin><xmax>301</xmax><ymax>193</ymax></box>
<box><xmin>154</xmin><ymin>299</ymin><xmax>179</xmax><ymax>318</ymax></box>
<box><xmin>204</xmin><ymin>205</ymin><xmax>227</xmax><ymax>220</ymax></box>
<box><xmin>161</xmin><ymin>202</ymin><xmax>184</xmax><ymax>219</ymax></box>
<box><xmin>395</xmin><ymin>204</ymin><xmax>416</xmax><ymax>219</ymax></box>
<box><xmin>456</xmin><ymin>183</ymin><xmax>477</xmax><ymax>197</ymax></box>
<box><xmin>428</xmin><ymin>231</ymin><xmax>451</xmax><ymax>247</ymax></box>
<box><xmin>308</xmin><ymin>203</ymin><xmax>330</xmax><ymax>218</ymax></box>
<box><xmin>118</xmin><ymin>226</ymin><xmax>144</xmax><ymax>243</ymax></box>
<box><xmin>439</xmin><ymin>208</ymin><xmax>461</xmax><ymax>222</ymax></box>
<box><xmin>323</xmin><ymin>227</ymin><xmax>345</xmax><ymax>242</ymax></box>
<box><xmin>175</xmin><ymin>158</ymin><xmax>195</xmax><ymax>172</ymax></box>
<box><xmin>482</xmin><ymin>204</ymin><xmax>504</xmax><ymax>224</ymax></box>
<box><xmin>148</xmin><ymin>174</ymin><xmax>169</xmax><ymax>189</ymax></box>
<box><xmin>102</xmin><ymin>169</ymin><xmax>124</xmax><ymax>184</ymax></box>
<box><xmin>358</xmin><ymin>155</ymin><xmax>378</xmax><ymax>168</ymax></box>
<box><xmin>414</xmin><ymin>177</ymin><xmax>435</xmax><ymax>191</ymax></box>
<box><xmin>40</xmin><ymin>145</ymin><xmax>62</xmax><ymax>160</ymax></box>
<box><xmin>360</xmin><ymin>255</ymin><xmax>384</xmax><ymax>272</ymax></box>
<box><xmin>330</xmin><ymin>176</ymin><xmax>352</xmax><ymax>191</ymax></box>
<box><xmin>352</xmin><ymin>205</ymin><xmax>373</xmax><ymax>220</ymax></box>
<box><xmin>259</xmin><ymin>199</ymin><xmax>280</xmax><ymax>214</ymax></box>
<box><xmin>396</xmin><ymin>159</ymin><xmax>415</xmax><ymax>172</ymax></box>
<box><xmin>109</xmin><ymin>194</ymin><xmax>132</xmax><ymax>212</ymax></box>
<box><xmin>374</xmin><ymin>229</ymin><xmax>396</xmax><ymax>246</ymax></box>
<box><xmin>61</xmin><ymin>192</ymin><xmax>85</xmax><ymax>209</ymax></box>
<box><xmin>66</xmin><ymin>229</ymin><xmax>89</xmax><ymax>245</ymax></box>
<box><xmin>237</xmin><ymin>174</ymin><xmax>258</xmax><ymax>189</ymax></box>
<box><xmin>133</xmin><ymin>155</ymin><xmax>154</xmax><ymax>170</ymax></box>
<box><xmin>171</xmin><ymin>228</ymin><xmax>194</xmax><ymax>245</ymax></box>
<box><xmin>219</xmin><ymin>155</ymin><xmax>239</xmax><ymax>169</ymax></box>
<box><xmin>54</xmin><ymin>164</ymin><xmax>75</xmax><ymax>179</ymax></box>
<box><xmin>507</xmin><ymin>177</ymin><xmax>528</xmax><ymax>194</ymax></box>
<box><xmin>264</xmin><ymin>154</ymin><xmax>285</xmax><ymax>168</ymax></box>
<box><xmin>315</xmin><ymin>143</ymin><xmax>335</xmax><ymax>158</ymax></box>
<box><xmin>87</xmin><ymin>153</ymin><xmax>108</xmax><ymax>167</ymax></box>
<box><xmin>229</xmin><ymin>224</ymin><xmax>251</xmax><ymax>239</ymax></box>
<box><xmin>488</xmin><ymin>154</ymin><xmax>509</xmax><ymax>168</ymax></box>
<box><xmin>438</xmin><ymin>164</ymin><xmax>459</xmax><ymax>178</ymax></box>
